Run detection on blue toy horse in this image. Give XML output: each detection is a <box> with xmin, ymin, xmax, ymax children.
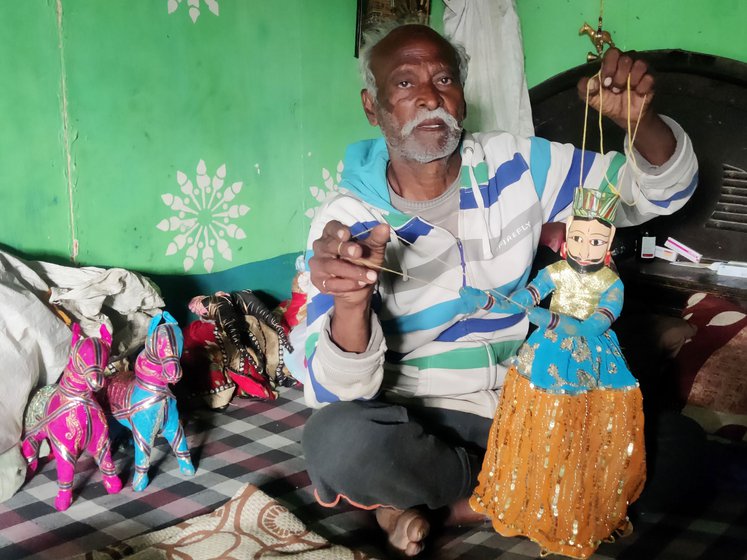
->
<box><xmin>103</xmin><ymin>312</ymin><xmax>195</xmax><ymax>491</ymax></box>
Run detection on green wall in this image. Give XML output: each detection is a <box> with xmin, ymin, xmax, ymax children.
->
<box><xmin>1</xmin><ymin>0</ymin><xmax>745</xmax><ymax>302</ymax></box>
<box><xmin>516</xmin><ymin>0</ymin><xmax>747</xmax><ymax>87</ymax></box>
<box><xmin>1</xmin><ymin>0</ymin><xmax>370</xmax><ymax>281</ymax></box>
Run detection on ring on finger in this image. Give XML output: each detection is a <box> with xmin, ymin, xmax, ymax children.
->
<box><xmin>337</xmin><ymin>240</ymin><xmax>344</xmax><ymax>256</ymax></box>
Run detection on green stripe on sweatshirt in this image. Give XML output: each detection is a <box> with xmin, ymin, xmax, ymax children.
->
<box><xmin>305</xmin><ymin>332</ymin><xmax>320</xmax><ymax>359</ymax></box>
<box><xmin>400</xmin><ymin>340</ymin><xmax>523</xmax><ymax>370</ymax></box>
<box><xmin>599</xmin><ymin>152</ymin><xmax>626</xmax><ymax>191</ymax></box>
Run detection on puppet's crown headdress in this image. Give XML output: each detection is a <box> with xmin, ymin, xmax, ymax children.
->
<box><xmin>572</xmin><ymin>187</ymin><xmax>619</xmax><ymax>224</ymax></box>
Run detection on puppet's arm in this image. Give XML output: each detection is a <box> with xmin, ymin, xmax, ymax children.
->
<box><xmin>459</xmin><ymin>267</ymin><xmax>556</xmax><ymax>315</ymax></box>
<box><xmin>527</xmin><ymin>279</ymin><xmax>624</xmax><ymax>337</ymax></box>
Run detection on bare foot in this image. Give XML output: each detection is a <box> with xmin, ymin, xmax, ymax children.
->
<box><xmin>375</xmin><ymin>507</ymin><xmax>430</xmax><ymax>557</ymax></box>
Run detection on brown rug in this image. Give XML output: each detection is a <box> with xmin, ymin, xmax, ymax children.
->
<box><xmin>74</xmin><ymin>483</ymin><xmax>375</xmax><ymax>560</ymax></box>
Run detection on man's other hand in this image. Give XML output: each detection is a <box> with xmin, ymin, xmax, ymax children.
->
<box><xmin>576</xmin><ymin>47</ymin><xmax>675</xmax><ymax>165</ymax></box>
<box><xmin>576</xmin><ymin>47</ymin><xmax>655</xmax><ymax>129</ymax></box>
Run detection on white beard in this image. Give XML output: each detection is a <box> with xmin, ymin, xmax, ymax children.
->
<box><xmin>380</xmin><ymin>107</ymin><xmax>463</xmax><ymax>163</ymax></box>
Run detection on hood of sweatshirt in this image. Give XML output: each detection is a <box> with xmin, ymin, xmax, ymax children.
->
<box><xmin>339</xmin><ymin>135</ymin><xmax>494</xmax><ymax>259</ymax></box>
<box><xmin>339</xmin><ymin>138</ymin><xmax>399</xmax><ymax>214</ymax></box>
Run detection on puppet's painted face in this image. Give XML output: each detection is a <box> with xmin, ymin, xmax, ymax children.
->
<box><xmin>565</xmin><ymin>217</ymin><xmax>615</xmax><ymax>273</ymax></box>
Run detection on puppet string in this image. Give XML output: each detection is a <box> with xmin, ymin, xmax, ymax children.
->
<box><xmin>602</xmin><ymin>75</ymin><xmax>646</xmax><ymax>204</ymax></box>
<box><xmin>581</xmin><ymin>70</ymin><xmax>646</xmax><ymax>206</ymax></box>
<box><xmin>347</xmin><ymin>255</ymin><xmax>530</xmax><ymax>312</ymax></box>
<box><xmin>350</xmin><ymin>224</ymin><xmax>455</xmax><ymax>270</ymax></box>
<box><xmin>345</xmin><ymin>225</ymin><xmax>529</xmax><ymax>310</ymax></box>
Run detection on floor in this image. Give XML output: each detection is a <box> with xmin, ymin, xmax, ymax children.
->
<box><xmin>1</xmin><ymin>386</ymin><xmax>745</xmax><ymax>560</ymax></box>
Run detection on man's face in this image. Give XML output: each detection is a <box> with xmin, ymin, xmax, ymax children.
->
<box><xmin>362</xmin><ymin>27</ymin><xmax>466</xmax><ymax>163</ymax></box>
<box><xmin>565</xmin><ymin>217</ymin><xmax>615</xmax><ymax>273</ymax></box>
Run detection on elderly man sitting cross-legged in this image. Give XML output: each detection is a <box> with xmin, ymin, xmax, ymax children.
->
<box><xmin>301</xmin><ymin>23</ymin><xmax>699</xmax><ymax>556</ymax></box>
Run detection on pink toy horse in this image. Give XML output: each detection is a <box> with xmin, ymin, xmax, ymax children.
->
<box><xmin>103</xmin><ymin>312</ymin><xmax>194</xmax><ymax>491</ymax></box>
<box><xmin>22</xmin><ymin>324</ymin><xmax>121</xmax><ymax>511</ymax></box>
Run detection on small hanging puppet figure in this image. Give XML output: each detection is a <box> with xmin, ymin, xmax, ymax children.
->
<box><xmin>22</xmin><ymin>324</ymin><xmax>121</xmax><ymax>511</ymax></box>
<box><xmin>102</xmin><ymin>312</ymin><xmax>195</xmax><ymax>491</ymax></box>
<box><xmin>461</xmin><ymin>188</ymin><xmax>646</xmax><ymax>559</ymax></box>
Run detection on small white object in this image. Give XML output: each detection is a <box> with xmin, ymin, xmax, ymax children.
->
<box><xmin>710</xmin><ymin>261</ymin><xmax>747</xmax><ymax>278</ymax></box>
<box><xmin>654</xmin><ymin>246</ymin><xmax>678</xmax><ymax>262</ymax></box>
<box><xmin>664</xmin><ymin>237</ymin><xmax>702</xmax><ymax>263</ymax></box>
<box><xmin>640</xmin><ymin>234</ymin><xmax>656</xmax><ymax>259</ymax></box>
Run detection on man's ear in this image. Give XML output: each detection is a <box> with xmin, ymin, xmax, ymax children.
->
<box><xmin>361</xmin><ymin>89</ymin><xmax>379</xmax><ymax>126</ymax></box>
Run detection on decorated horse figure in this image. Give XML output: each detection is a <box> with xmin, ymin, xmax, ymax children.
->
<box><xmin>579</xmin><ymin>21</ymin><xmax>615</xmax><ymax>61</ymax></box>
<box><xmin>103</xmin><ymin>311</ymin><xmax>195</xmax><ymax>491</ymax></box>
<box><xmin>22</xmin><ymin>324</ymin><xmax>121</xmax><ymax>511</ymax></box>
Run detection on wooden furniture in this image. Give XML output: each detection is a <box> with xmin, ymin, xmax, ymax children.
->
<box><xmin>619</xmin><ymin>258</ymin><xmax>747</xmax><ymax>314</ymax></box>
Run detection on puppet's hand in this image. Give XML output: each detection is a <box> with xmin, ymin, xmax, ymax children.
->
<box><xmin>528</xmin><ymin>307</ymin><xmax>581</xmax><ymax>336</ymax></box>
<box><xmin>528</xmin><ymin>308</ymin><xmax>613</xmax><ymax>337</ymax></box>
<box><xmin>458</xmin><ymin>287</ymin><xmax>489</xmax><ymax>315</ymax></box>
<box><xmin>508</xmin><ymin>287</ymin><xmax>539</xmax><ymax>309</ymax></box>
<box><xmin>459</xmin><ymin>287</ymin><xmax>524</xmax><ymax>315</ymax></box>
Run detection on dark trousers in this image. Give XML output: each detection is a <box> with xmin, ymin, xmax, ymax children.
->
<box><xmin>301</xmin><ymin>400</ymin><xmax>491</xmax><ymax>510</ymax></box>
<box><xmin>301</xmin><ymin>399</ymin><xmax>706</xmax><ymax>514</ymax></box>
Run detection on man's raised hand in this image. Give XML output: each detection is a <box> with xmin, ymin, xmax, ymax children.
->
<box><xmin>577</xmin><ymin>47</ymin><xmax>655</xmax><ymax>129</ymax></box>
<box><xmin>309</xmin><ymin>220</ymin><xmax>390</xmax><ymax>309</ymax></box>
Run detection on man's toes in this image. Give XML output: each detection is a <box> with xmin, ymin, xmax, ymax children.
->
<box><xmin>404</xmin><ymin>540</ymin><xmax>424</xmax><ymax>557</ymax></box>
<box><xmin>392</xmin><ymin>509</ymin><xmax>429</xmax><ymax>556</ymax></box>
<box><xmin>403</xmin><ymin>510</ymin><xmax>429</xmax><ymax>543</ymax></box>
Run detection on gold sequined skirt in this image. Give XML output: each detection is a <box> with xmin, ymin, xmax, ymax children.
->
<box><xmin>470</xmin><ymin>366</ymin><xmax>646</xmax><ymax>559</ymax></box>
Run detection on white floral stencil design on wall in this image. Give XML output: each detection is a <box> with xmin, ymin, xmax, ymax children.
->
<box><xmin>157</xmin><ymin>160</ymin><xmax>250</xmax><ymax>273</ymax></box>
<box><xmin>305</xmin><ymin>161</ymin><xmax>344</xmax><ymax>221</ymax></box>
<box><xmin>167</xmin><ymin>0</ymin><xmax>219</xmax><ymax>23</ymax></box>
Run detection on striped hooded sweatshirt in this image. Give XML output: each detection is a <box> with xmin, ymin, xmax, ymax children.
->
<box><xmin>303</xmin><ymin>118</ymin><xmax>698</xmax><ymax>418</ymax></box>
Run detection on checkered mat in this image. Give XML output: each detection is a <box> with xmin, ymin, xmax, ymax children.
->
<box><xmin>1</xmin><ymin>387</ymin><xmax>745</xmax><ymax>559</ymax></box>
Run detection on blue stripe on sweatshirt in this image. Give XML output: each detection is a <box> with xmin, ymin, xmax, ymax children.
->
<box><xmin>529</xmin><ymin>137</ymin><xmax>552</xmax><ymax>199</ymax></box>
<box><xmin>395</xmin><ymin>218</ymin><xmax>434</xmax><ymax>245</ymax></box>
<box><xmin>381</xmin><ymin>298</ymin><xmax>467</xmax><ymax>335</ymax></box>
<box><xmin>649</xmin><ymin>172</ymin><xmax>699</xmax><ymax>208</ymax></box>
<box><xmin>460</xmin><ymin>153</ymin><xmax>529</xmax><ymax>209</ymax></box>
<box><xmin>349</xmin><ymin>220</ymin><xmax>381</xmax><ymax>240</ymax></box>
<box><xmin>548</xmin><ymin>149</ymin><xmax>594</xmax><ymax>222</ymax></box>
<box><xmin>306</xmin><ymin>350</ymin><xmax>340</xmax><ymax>403</ymax></box>
<box><xmin>306</xmin><ymin>293</ymin><xmax>334</xmax><ymax>326</ymax></box>
<box><xmin>435</xmin><ymin>314</ymin><xmax>525</xmax><ymax>342</ymax></box>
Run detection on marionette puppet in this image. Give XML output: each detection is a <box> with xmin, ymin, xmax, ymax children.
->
<box><xmin>460</xmin><ymin>188</ymin><xmax>646</xmax><ymax>559</ymax></box>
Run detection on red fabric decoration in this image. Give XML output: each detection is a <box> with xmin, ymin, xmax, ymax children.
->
<box><xmin>283</xmin><ymin>291</ymin><xmax>308</xmax><ymax>329</ymax></box>
<box><xmin>178</xmin><ymin>321</ymin><xmax>235</xmax><ymax>410</ymax></box>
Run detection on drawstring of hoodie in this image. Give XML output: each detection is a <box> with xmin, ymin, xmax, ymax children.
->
<box><xmin>462</xmin><ymin>143</ymin><xmax>494</xmax><ymax>259</ymax></box>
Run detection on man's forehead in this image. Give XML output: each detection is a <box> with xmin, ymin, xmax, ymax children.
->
<box><xmin>370</xmin><ymin>26</ymin><xmax>458</xmax><ymax>76</ymax></box>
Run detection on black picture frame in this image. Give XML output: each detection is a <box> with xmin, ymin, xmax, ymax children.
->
<box><xmin>355</xmin><ymin>0</ymin><xmax>431</xmax><ymax>58</ymax></box>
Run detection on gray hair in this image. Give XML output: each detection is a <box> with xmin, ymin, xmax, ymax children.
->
<box><xmin>358</xmin><ymin>22</ymin><xmax>469</xmax><ymax>101</ymax></box>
